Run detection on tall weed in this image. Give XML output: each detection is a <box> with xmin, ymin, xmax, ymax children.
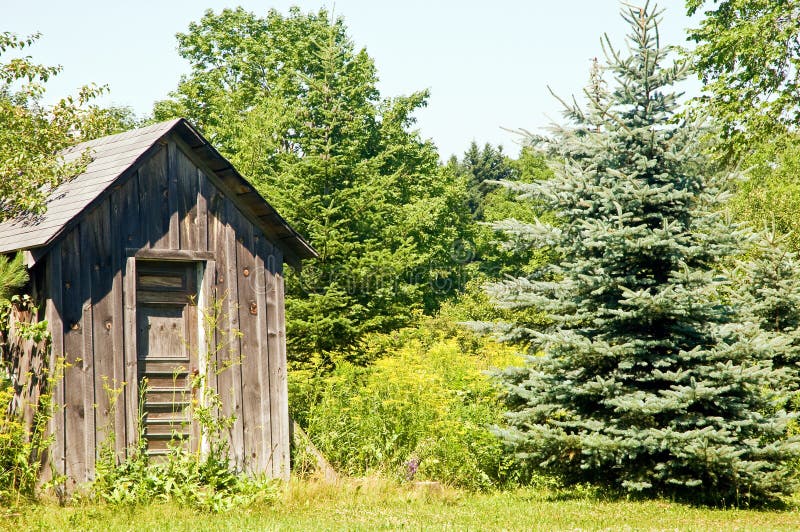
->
<box><xmin>0</xmin><ymin>383</ymin><xmax>51</xmax><ymax>504</ymax></box>
<box><xmin>0</xmin><ymin>290</ymin><xmax>57</xmax><ymax>505</ymax></box>
<box><xmin>290</xmin><ymin>318</ymin><xmax>526</xmax><ymax>489</ymax></box>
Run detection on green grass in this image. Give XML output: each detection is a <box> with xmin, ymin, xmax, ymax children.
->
<box><xmin>4</xmin><ymin>478</ymin><xmax>800</xmax><ymax>531</ymax></box>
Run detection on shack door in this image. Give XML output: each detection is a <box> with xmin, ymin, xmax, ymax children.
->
<box><xmin>136</xmin><ymin>262</ymin><xmax>198</xmax><ymax>456</ymax></box>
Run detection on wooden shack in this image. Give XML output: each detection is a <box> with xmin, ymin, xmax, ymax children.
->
<box><xmin>0</xmin><ymin>119</ymin><xmax>316</xmax><ymax>490</ymax></box>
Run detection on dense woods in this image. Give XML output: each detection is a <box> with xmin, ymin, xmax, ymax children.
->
<box><xmin>5</xmin><ymin>0</ymin><xmax>800</xmax><ymax>517</ymax></box>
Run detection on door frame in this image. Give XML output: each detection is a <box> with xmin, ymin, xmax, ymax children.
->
<box><xmin>122</xmin><ymin>252</ymin><xmax>215</xmax><ymax>454</ymax></box>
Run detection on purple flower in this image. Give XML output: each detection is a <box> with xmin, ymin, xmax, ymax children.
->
<box><xmin>406</xmin><ymin>457</ymin><xmax>420</xmax><ymax>480</ymax></box>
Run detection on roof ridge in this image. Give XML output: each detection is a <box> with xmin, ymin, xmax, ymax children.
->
<box><xmin>63</xmin><ymin>118</ymin><xmax>183</xmax><ymax>155</ymax></box>
<box><xmin>0</xmin><ymin>117</ymin><xmax>316</xmax><ymax>265</ymax></box>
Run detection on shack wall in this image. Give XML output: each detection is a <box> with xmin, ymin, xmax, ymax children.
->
<box><xmin>37</xmin><ymin>133</ymin><xmax>289</xmax><ymax>490</ymax></box>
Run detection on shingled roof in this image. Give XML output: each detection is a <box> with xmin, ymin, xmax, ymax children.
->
<box><xmin>0</xmin><ymin>118</ymin><xmax>316</xmax><ymax>265</ymax></box>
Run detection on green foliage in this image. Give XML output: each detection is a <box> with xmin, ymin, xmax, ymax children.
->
<box><xmin>477</xmin><ymin>148</ymin><xmax>555</xmax><ymax>279</ymax></box>
<box><xmin>77</xmin><ymin>104</ymin><xmax>140</xmax><ymax>141</ymax></box>
<box><xmin>444</xmin><ymin>144</ymin><xmax>555</xmax><ymax>288</ymax></box>
<box><xmin>0</xmin><ymin>32</ymin><xmax>137</xmax><ymax>222</ymax></box>
<box><xmin>0</xmin><ymin>258</ymin><xmax>51</xmax><ymax>505</ymax></box>
<box><xmin>490</xmin><ymin>4</ymin><xmax>800</xmax><ymax>506</ymax></box>
<box><xmin>92</xmin><ymin>438</ymin><xmax>277</xmax><ymax>513</ymax></box>
<box><xmin>155</xmin><ymin>7</ymin><xmax>472</xmax><ymax>364</ymax></box>
<box><xmin>289</xmin><ymin>319</ymin><xmax>526</xmax><ymax>490</ymax></box>
<box><xmin>727</xmin><ymin>135</ymin><xmax>800</xmax><ymax>252</ymax></box>
<box><xmin>0</xmin><ymin>384</ymin><xmax>44</xmax><ymax>504</ymax></box>
<box><xmin>0</xmin><ymin>351</ymin><xmax>58</xmax><ymax>505</ymax></box>
<box><xmin>0</xmin><ymin>253</ymin><xmax>31</xmax><ymax>379</ymax></box>
<box><xmin>0</xmin><ymin>253</ymin><xmax>28</xmax><ymax>308</ymax></box>
<box><xmin>687</xmin><ymin>0</ymin><xmax>800</xmax><ymax>161</ymax></box>
<box><xmin>687</xmin><ymin>1</ymin><xmax>800</xmax><ymax>245</ymax></box>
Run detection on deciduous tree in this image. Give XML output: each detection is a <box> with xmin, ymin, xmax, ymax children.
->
<box><xmin>0</xmin><ymin>32</ymin><xmax>135</xmax><ymax>222</ymax></box>
<box><xmin>155</xmin><ymin>8</ymin><xmax>471</xmax><ymax>363</ymax></box>
<box><xmin>687</xmin><ymin>0</ymin><xmax>800</xmax><ymax>161</ymax></box>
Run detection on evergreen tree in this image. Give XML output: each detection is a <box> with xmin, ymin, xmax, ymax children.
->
<box><xmin>0</xmin><ymin>254</ymin><xmax>27</xmax><ymax>309</ymax></box>
<box><xmin>449</xmin><ymin>142</ymin><xmax>517</xmax><ymax>221</ymax></box>
<box><xmin>489</xmin><ymin>4</ymin><xmax>799</xmax><ymax>504</ymax></box>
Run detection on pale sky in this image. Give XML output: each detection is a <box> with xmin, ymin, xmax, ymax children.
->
<box><xmin>2</xmin><ymin>0</ymin><xmax>697</xmax><ymax>159</ymax></box>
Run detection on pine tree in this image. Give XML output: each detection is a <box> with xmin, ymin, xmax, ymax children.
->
<box><xmin>450</xmin><ymin>142</ymin><xmax>517</xmax><ymax>220</ymax></box>
<box><xmin>489</xmin><ymin>4</ymin><xmax>799</xmax><ymax>505</ymax></box>
<box><xmin>0</xmin><ymin>254</ymin><xmax>27</xmax><ymax>308</ymax></box>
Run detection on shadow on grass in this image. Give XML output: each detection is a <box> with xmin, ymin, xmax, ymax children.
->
<box><xmin>516</xmin><ymin>478</ymin><xmax>799</xmax><ymax>512</ymax></box>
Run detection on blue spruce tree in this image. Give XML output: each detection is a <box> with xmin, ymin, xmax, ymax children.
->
<box><xmin>489</xmin><ymin>4</ymin><xmax>799</xmax><ymax>505</ymax></box>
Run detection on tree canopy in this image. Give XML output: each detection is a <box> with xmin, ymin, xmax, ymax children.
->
<box><xmin>687</xmin><ymin>0</ymin><xmax>800</xmax><ymax>161</ymax></box>
<box><xmin>686</xmin><ymin>1</ymin><xmax>800</xmax><ymax>250</ymax></box>
<box><xmin>155</xmin><ymin>8</ymin><xmax>472</xmax><ymax>364</ymax></box>
<box><xmin>0</xmin><ymin>32</ymin><xmax>136</xmax><ymax>222</ymax></box>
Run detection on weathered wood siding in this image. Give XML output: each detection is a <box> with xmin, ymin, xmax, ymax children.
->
<box><xmin>41</xmin><ymin>133</ymin><xmax>290</xmax><ymax>490</ymax></box>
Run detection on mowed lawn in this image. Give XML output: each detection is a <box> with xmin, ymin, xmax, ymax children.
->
<box><xmin>5</xmin><ymin>479</ymin><xmax>800</xmax><ymax>531</ymax></box>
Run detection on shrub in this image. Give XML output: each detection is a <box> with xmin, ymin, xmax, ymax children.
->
<box><xmin>290</xmin><ymin>319</ymin><xmax>526</xmax><ymax>490</ymax></box>
<box><xmin>0</xmin><ymin>383</ymin><xmax>50</xmax><ymax>505</ymax></box>
<box><xmin>91</xmin><ymin>440</ymin><xmax>278</xmax><ymax>513</ymax></box>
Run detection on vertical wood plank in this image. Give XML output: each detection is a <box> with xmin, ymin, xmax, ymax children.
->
<box><xmin>116</xmin><ymin>172</ymin><xmax>142</xmax><ymax>251</ymax></box>
<box><xmin>274</xmin><ymin>250</ymin><xmax>290</xmax><ymax>480</ymax></box>
<box><xmin>197</xmin><ymin>170</ymin><xmax>210</xmax><ymax>252</ymax></box>
<box><xmin>83</xmin><ymin>205</ymin><xmax>118</xmax><ymax>478</ymax></box>
<box><xmin>110</xmin><ymin>265</ymin><xmax>126</xmax><ymax>459</ymax></box>
<box><xmin>78</xmin><ymin>219</ymin><xmax>97</xmax><ymax>482</ymax></box>
<box><xmin>122</xmin><ymin>257</ymin><xmax>139</xmax><ymax>450</ymax></box>
<box><xmin>113</xmin><ymin>173</ymin><xmax>142</xmax><ymax>456</ymax></box>
<box><xmin>167</xmin><ymin>141</ymin><xmax>180</xmax><ymax>249</ymax></box>
<box><xmin>198</xmin><ymin>259</ymin><xmax>216</xmax><ymax>455</ymax></box>
<box><xmin>224</xmin><ymin>199</ymin><xmax>245</xmax><ymax>468</ymax></box>
<box><xmin>109</xmin><ymin>181</ymin><xmax>133</xmax><ymax>457</ymax></box>
<box><xmin>264</xmin><ymin>244</ymin><xmax>284</xmax><ymax>478</ymax></box>
<box><xmin>45</xmin><ymin>243</ymin><xmax>66</xmax><ymax>485</ymax></box>
<box><xmin>187</xmin><ymin>277</ymin><xmax>200</xmax><ymax>454</ymax></box>
<box><xmin>137</xmin><ymin>146</ymin><xmax>170</xmax><ymax>249</ymax></box>
<box><xmin>255</xmin><ymin>236</ymin><xmax>274</xmax><ymax>474</ymax></box>
<box><xmin>210</xmin><ymin>193</ymin><xmax>244</xmax><ymax>468</ymax></box>
<box><xmin>209</xmin><ymin>190</ymin><xmax>231</xmax><ymax>454</ymax></box>
<box><xmin>234</xmin><ymin>214</ymin><xmax>263</xmax><ymax>472</ymax></box>
<box><xmin>176</xmin><ymin>147</ymin><xmax>198</xmax><ymax>251</ymax></box>
<box><xmin>61</xmin><ymin>228</ymin><xmax>88</xmax><ymax>489</ymax></box>
<box><xmin>206</xmin><ymin>191</ymin><xmax>221</xmax><ymax>406</ymax></box>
